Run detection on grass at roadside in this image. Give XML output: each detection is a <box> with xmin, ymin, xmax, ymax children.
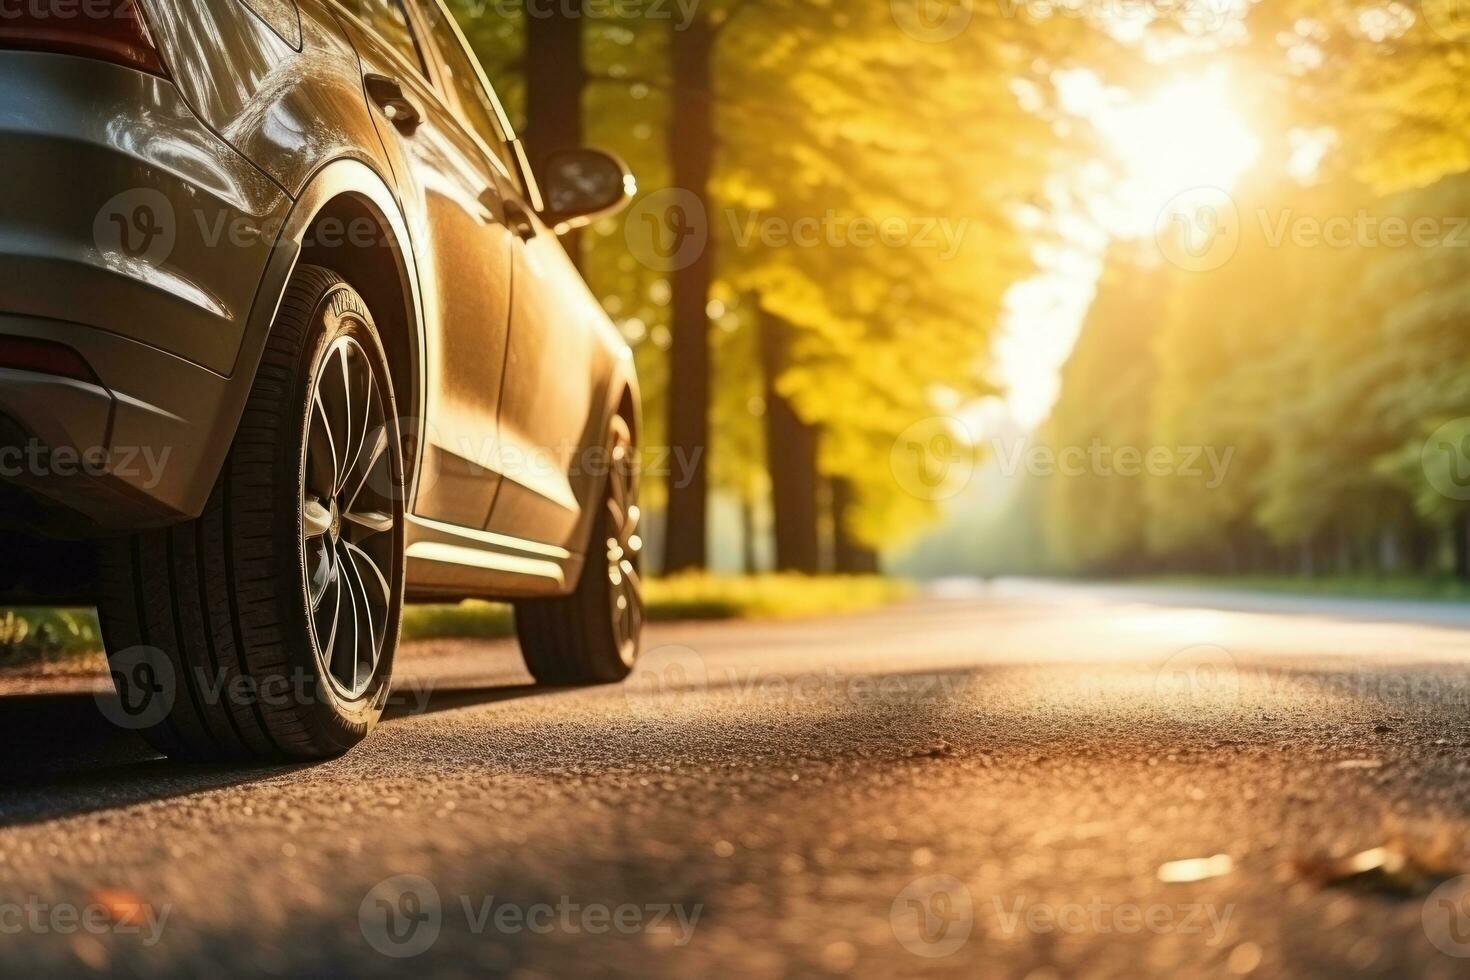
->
<box><xmin>1142</xmin><ymin>574</ymin><xmax>1470</xmax><ymax>602</ymax></box>
<box><xmin>0</xmin><ymin>575</ymin><xmax>910</xmax><ymax>669</ymax></box>
<box><xmin>0</xmin><ymin>608</ymin><xmax>104</xmax><ymax>668</ymax></box>
<box><xmin>402</xmin><ymin>574</ymin><xmax>911</xmax><ymax>640</ymax></box>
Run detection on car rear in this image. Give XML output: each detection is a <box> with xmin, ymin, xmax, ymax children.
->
<box><xmin>0</xmin><ymin>0</ymin><xmax>290</xmax><ymax>537</ymax></box>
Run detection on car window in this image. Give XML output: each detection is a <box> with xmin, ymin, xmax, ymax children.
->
<box><xmin>334</xmin><ymin>0</ymin><xmax>428</xmax><ymax>76</ymax></box>
<box><xmin>416</xmin><ymin>0</ymin><xmax>522</xmax><ymax>185</ymax></box>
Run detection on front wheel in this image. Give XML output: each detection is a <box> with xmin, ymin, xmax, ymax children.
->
<box><xmin>97</xmin><ymin>266</ymin><xmax>406</xmax><ymax>761</ymax></box>
<box><xmin>515</xmin><ymin>416</ymin><xmax>643</xmax><ymax>685</ymax></box>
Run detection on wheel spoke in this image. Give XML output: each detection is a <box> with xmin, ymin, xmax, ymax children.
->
<box><xmin>343</xmin><ymin>425</ymin><xmax>388</xmax><ymax>513</ymax></box>
<box><xmin>315</xmin><ymin>565</ymin><xmax>341</xmax><ymax>658</ymax></box>
<box><xmin>308</xmin><ymin>393</ymin><xmax>340</xmax><ymax>499</ymax></box>
<box><xmin>621</xmin><ymin>560</ymin><xmax>643</xmax><ymax>602</ymax></box>
<box><xmin>344</xmin><ymin>508</ymin><xmax>394</xmax><ymax>536</ymax></box>
<box><xmin>339</xmin><ymin>345</ymin><xmax>372</xmax><ymax>497</ymax></box>
<box><xmin>334</xmin><ymin>556</ymin><xmax>361</xmax><ymax>692</ymax></box>
<box><xmin>341</xmin><ymin>547</ymin><xmax>378</xmax><ymax>673</ymax></box>
<box><xmin>303</xmin><ymin>498</ymin><xmax>333</xmax><ymax>540</ymax></box>
<box><xmin>352</xmin><ymin>353</ymin><xmax>376</xmax><ymax>486</ymax></box>
<box><xmin>321</xmin><ymin>346</ymin><xmax>352</xmax><ymax>496</ymax></box>
<box><xmin>303</xmin><ymin>334</ymin><xmax>400</xmax><ymax>702</ymax></box>
<box><xmin>309</xmin><ymin>543</ymin><xmax>336</xmax><ymax>610</ymax></box>
<box><xmin>346</xmin><ymin>541</ymin><xmax>391</xmax><ymax>610</ymax></box>
<box><xmin>605</xmin><ymin>435</ymin><xmax>643</xmax><ymax>665</ymax></box>
<box><xmin>621</xmin><ymin>504</ymin><xmax>642</xmax><ymax>550</ymax></box>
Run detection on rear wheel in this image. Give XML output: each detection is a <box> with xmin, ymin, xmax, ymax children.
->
<box><xmin>515</xmin><ymin>416</ymin><xmax>643</xmax><ymax>684</ymax></box>
<box><xmin>97</xmin><ymin>266</ymin><xmax>406</xmax><ymax>761</ymax></box>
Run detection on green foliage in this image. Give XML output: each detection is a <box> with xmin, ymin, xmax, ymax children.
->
<box><xmin>1037</xmin><ymin>166</ymin><xmax>1470</xmax><ymax>576</ymax></box>
<box><xmin>0</xmin><ymin>578</ymin><xmax>910</xmax><ymax>667</ymax></box>
<box><xmin>0</xmin><ymin>608</ymin><xmax>101</xmax><ymax>666</ymax></box>
<box><xmin>446</xmin><ymin>1</ymin><xmax>1089</xmax><ymax>550</ymax></box>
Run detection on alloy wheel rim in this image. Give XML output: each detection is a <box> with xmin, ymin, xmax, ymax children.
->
<box><xmin>605</xmin><ymin>436</ymin><xmax>643</xmax><ymax>667</ymax></box>
<box><xmin>302</xmin><ymin>334</ymin><xmax>397</xmax><ymax>701</ymax></box>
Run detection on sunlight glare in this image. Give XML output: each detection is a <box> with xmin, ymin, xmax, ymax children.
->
<box><xmin>1100</xmin><ymin>70</ymin><xmax>1261</xmax><ymax>236</ymax></box>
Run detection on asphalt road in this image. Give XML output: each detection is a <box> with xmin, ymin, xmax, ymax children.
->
<box><xmin>6</xmin><ymin>580</ymin><xmax>1470</xmax><ymax>978</ymax></box>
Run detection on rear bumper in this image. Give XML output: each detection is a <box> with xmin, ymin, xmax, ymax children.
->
<box><xmin>0</xmin><ymin>52</ymin><xmax>291</xmax><ymax>530</ymax></box>
<box><xmin>0</xmin><ymin>313</ymin><xmax>241</xmax><ymax>530</ymax></box>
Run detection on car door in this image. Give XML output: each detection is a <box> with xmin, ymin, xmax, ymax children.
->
<box><xmin>483</xmin><ymin>201</ymin><xmax>601</xmax><ymax>551</ymax></box>
<box><xmin>411</xmin><ymin>0</ymin><xmax>598</xmax><ymax>549</ymax></box>
<box><xmin>330</xmin><ymin>0</ymin><xmax>514</xmax><ymax>529</ymax></box>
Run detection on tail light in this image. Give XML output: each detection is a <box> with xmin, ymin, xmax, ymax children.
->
<box><xmin>0</xmin><ymin>0</ymin><xmax>166</xmax><ymax>77</ymax></box>
<box><xmin>0</xmin><ymin>337</ymin><xmax>100</xmax><ymax>386</ymax></box>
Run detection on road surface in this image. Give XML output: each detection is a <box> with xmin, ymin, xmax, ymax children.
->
<box><xmin>5</xmin><ymin>580</ymin><xmax>1470</xmax><ymax>978</ymax></box>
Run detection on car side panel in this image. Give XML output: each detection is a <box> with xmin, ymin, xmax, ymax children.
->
<box><xmin>143</xmin><ymin>0</ymin><xmax>387</xmax><ymax>199</ymax></box>
<box><xmin>330</xmin><ymin>1</ymin><xmax>517</xmax><ymax>530</ymax></box>
<box><xmin>486</xmin><ymin>212</ymin><xmax>605</xmax><ymax>553</ymax></box>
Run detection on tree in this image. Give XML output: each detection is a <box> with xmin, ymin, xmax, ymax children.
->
<box><xmin>523</xmin><ymin>3</ymin><xmax>588</xmax><ymax>266</ymax></box>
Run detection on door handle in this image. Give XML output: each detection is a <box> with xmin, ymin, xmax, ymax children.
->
<box><xmin>504</xmin><ymin>199</ymin><xmax>538</xmax><ymax>241</ymax></box>
<box><xmin>365</xmin><ymin>73</ymin><xmax>421</xmax><ymax>132</ymax></box>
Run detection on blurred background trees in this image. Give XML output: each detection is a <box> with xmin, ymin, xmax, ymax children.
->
<box><xmin>449</xmin><ymin>0</ymin><xmax>1470</xmax><ymax>584</ymax></box>
<box><xmin>449</xmin><ymin>0</ymin><xmax>1088</xmax><ymax>575</ymax></box>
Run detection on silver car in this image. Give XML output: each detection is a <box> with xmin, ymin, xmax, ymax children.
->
<box><xmin>0</xmin><ymin>0</ymin><xmax>645</xmax><ymax>760</ymax></box>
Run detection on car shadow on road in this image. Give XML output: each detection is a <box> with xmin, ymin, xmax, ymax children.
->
<box><xmin>0</xmin><ymin>691</ymin><xmax>306</xmax><ymax>830</ymax></box>
<box><xmin>0</xmin><ymin>679</ymin><xmax>562</xmax><ymax>830</ymax></box>
<box><xmin>381</xmin><ymin>681</ymin><xmax>569</xmax><ymax>721</ymax></box>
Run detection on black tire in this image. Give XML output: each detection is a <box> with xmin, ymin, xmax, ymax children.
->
<box><xmin>97</xmin><ymin>266</ymin><xmax>406</xmax><ymax>762</ymax></box>
<box><xmin>515</xmin><ymin>416</ymin><xmax>643</xmax><ymax>685</ymax></box>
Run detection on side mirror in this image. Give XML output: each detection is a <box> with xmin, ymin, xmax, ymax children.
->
<box><xmin>538</xmin><ymin>149</ymin><xmax>636</xmax><ymax>231</ymax></box>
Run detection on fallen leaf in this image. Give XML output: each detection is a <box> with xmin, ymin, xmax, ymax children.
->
<box><xmin>1292</xmin><ymin>846</ymin><xmax>1452</xmax><ymax>897</ymax></box>
<box><xmin>87</xmin><ymin>888</ymin><xmax>148</xmax><ymax>926</ymax></box>
<box><xmin>1158</xmin><ymin>853</ymin><xmax>1234</xmax><ymax>883</ymax></box>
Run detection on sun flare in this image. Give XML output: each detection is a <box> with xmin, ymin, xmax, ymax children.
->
<box><xmin>1099</xmin><ymin>70</ymin><xmax>1261</xmax><ymax>235</ymax></box>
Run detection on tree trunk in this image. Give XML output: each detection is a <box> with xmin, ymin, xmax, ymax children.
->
<box><xmin>740</xmin><ymin>496</ymin><xmax>759</xmax><ymax>575</ymax></box>
<box><xmin>524</xmin><ymin>3</ymin><xmax>586</xmax><ymax>268</ymax></box>
<box><xmin>831</xmin><ymin>478</ymin><xmax>879</xmax><ymax>575</ymax></box>
<box><xmin>661</xmin><ymin>16</ymin><xmax>717</xmax><ymax>573</ymax></box>
<box><xmin>1405</xmin><ymin>524</ymin><xmax>1434</xmax><ymax>573</ymax></box>
<box><xmin>1298</xmin><ymin>538</ymin><xmax>1314</xmax><ymax>577</ymax></box>
<box><xmin>759</xmin><ymin>308</ymin><xmax>820</xmax><ymax>574</ymax></box>
<box><xmin>1455</xmin><ymin>514</ymin><xmax>1470</xmax><ymax>581</ymax></box>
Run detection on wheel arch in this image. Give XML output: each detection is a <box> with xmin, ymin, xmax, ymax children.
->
<box><xmin>220</xmin><ymin>158</ymin><xmax>428</xmax><ymax>510</ymax></box>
